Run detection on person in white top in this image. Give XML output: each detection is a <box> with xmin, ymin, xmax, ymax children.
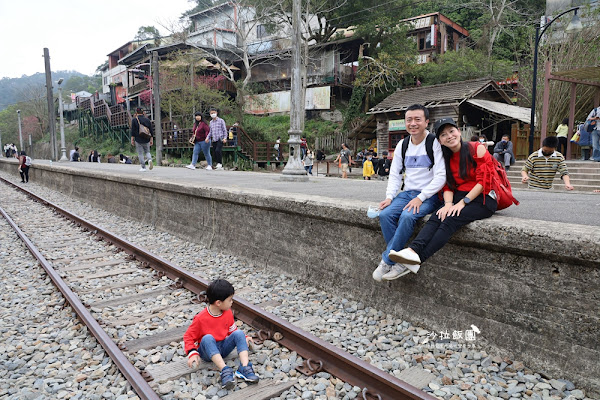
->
<box><xmin>372</xmin><ymin>104</ymin><xmax>447</xmax><ymax>281</ymax></box>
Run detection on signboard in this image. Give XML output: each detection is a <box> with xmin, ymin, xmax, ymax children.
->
<box><xmin>389</xmin><ymin>119</ymin><xmax>406</xmax><ymax>131</ymax></box>
<box><xmin>244</xmin><ymin>86</ymin><xmax>331</xmax><ymax>114</ymax></box>
<box><xmin>411</xmin><ymin>16</ymin><xmax>433</xmax><ymax>29</ymax></box>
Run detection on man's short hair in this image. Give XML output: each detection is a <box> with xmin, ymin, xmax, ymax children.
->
<box><xmin>135</xmin><ymin>107</ymin><xmax>144</xmax><ymax>114</ymax></box>
<box><xmin>209</xmin><ymin>107</ymin><xmax>218</xmax><ymax>113</ymax></box>
<box><xmin>542</xmin><ymin>136</ymin><xmax>558</xmax><ymax>148</ymax></box>
<box><xmin>502</xmin><ymin>134</ymin><xmax>510</xmax><ymax>139</ymax></box>
<box><xmin>206</xmin><ymin>279</ymin><xmax>235</xmax><ymax>304</ymax></box>
<box><xmin>406</xmin><ymin>104</ymin><xmax>429</xmax><ymax>120</ymax></box>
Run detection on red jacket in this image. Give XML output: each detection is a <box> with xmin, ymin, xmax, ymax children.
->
<box><xmin>192</xmin><ymin>121</ymin><xmax>210</xmax><ymax>143</ymax></box>
<box><xmin>183</xmin><ymin>307</ymin><xmax>237</xmax><ymax>356</ymax></box>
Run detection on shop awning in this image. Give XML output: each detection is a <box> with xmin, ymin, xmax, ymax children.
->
<box><xmin>466</xmin><ymin>99</ymin><xmax>533</xmax><ymax>125</ymax></box>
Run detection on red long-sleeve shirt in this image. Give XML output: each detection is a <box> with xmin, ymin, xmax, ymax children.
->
<box><xmin>443</xmin><ymin>142</ymin><xmax>495</xmax><ymax>194</ymax></box>
<box><xmin>183</xmin><ymin>307</ymin><xmax>237</xmax><ymax>357</ymax></box>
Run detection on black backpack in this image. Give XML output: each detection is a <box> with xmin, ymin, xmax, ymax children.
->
<box><xmin>399</xmin><ymin>133</ymin><xmax>436</xmax><ymax>174</ymax></box>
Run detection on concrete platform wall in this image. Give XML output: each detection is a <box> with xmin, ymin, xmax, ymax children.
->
<box><xmin>2</xmin><ymin>160</ymin><xmax>598</xmax><ymax>394</ymax></box>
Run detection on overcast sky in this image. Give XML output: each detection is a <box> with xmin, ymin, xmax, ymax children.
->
<box><xmin>0</xmin><ymin>0</ymin><xmax>192</xmax><ymax>79</ymax></box>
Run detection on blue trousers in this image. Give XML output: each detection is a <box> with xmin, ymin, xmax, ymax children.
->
<box><xmin>198</xmin><ymin>330</ymin><xmax>248</xmax><ymax>362</ymax></box>
<box><xmin>192</xmin><ymin>141</ymin><xmax>212</xmax><ymax>166</ymax></box>
<box><xmin>379</xmin><ymin>190</ymin><xmax>441</xmax><ymax>265</ymax></box>
<box><xmin>592</xmin><ymin>130</ymin><xmax>600</xmax><ymax>161</ymax></box>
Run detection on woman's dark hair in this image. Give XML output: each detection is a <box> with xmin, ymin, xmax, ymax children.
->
<box><xmin>206</xmin><ymin>279</ymin><xmax>235</xmax><ymax>304</ymax></box>
<box><xmin>20</xmin><ymin>150</ymin><xmax>26</xmax><ymax>156</ymax></box>
<box><xmin>92</xmin><ymin>150</ymin><xmax>99</xmax><ymax>162</ymax></box>
<box><xmin>562</xmin><ymin>117</ymin><xmax>569</xmax><ymax>125</ymax></box>
<box><xmin>470</xmin><ymin>135</ymin><xmax>479</xmax><ymax>142</ymax></box>
<box><xmin>194</xmin><ymin>111</ymin><xmax>202</xmax><ymax>117</ymax></box>
<box><xmin>193</xmin><ymin>114</ymin><xmax>206</xmax><ymax>129</ymax></box>
<box><xmin>439</xmin><ymin>138</ymin><xmax>477</xmax><ymax>191</ymax></box>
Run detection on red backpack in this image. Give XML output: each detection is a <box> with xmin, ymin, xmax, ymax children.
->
<box><xmin>491</xmin><ymin>158</ymin><xmax>519</xmax><ymax>210</ymax></box>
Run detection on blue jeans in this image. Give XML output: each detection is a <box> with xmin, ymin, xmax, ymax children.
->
<box><xmin>198</xmin><ymin>330</ymin><xmax>248</xmax><ymax>362</ymax></box>
<box><xmin>592</xmin><ymin>130</ymin><xmax>600</xmax><ymax>161</ymax></box>
<box><xmin>192</xmin><ymin>141</ymin><xmax>212</xmax><ymax>166</ymax></box>
<box><xmin>379</xmin><ymin>190</ymin><xmax>441</xmax><ymax>265</ymax></box>
<box><xmin>304</xmin><ymin>165</ymin><xmax>313</xmax><ymax>175</ymax></box>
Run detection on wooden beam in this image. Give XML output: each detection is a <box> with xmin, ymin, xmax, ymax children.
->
<box><xmin>567</xmin><ymin>83</ymin><xmax>576</xmax><ymax>160</ymax></box>
<box><xmin>548</xmin><ymin>74</ymin><xmax>600</xmax><ymax>88</ymax></box>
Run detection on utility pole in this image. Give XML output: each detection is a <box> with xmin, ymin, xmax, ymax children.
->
<box><xmin>152</xmin><ymin>51</ymin><xmax>162</xmax><ymax>166</ymax></box>
<box><xmin>57</xmin><ymin>78</ymin><xmax>68</xmax><ymax>161</ymax></box>
<box><xmin>17</xmin><ymin>110</ymin><xmax>23</xmax><ymax>152</ymax></box>
<box><xmin>44</xmin><ymin>48</ymin><xmax>57</xmax><ymax>160</ymax></box>
<box><xmin>281</xmin><ymin>0</ymin><xmax>308</xmax><ymax>181</ymax></box>
<box><xmin>0</xmin><ymin>128</ymin><xmax>2</xmax><ymax>157</ymax></box>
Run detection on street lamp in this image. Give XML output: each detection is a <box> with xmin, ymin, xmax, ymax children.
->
<box><xmin>17</xmin><ymin>109</ymin><xmax>23</xmax><ymax>152</ymax></box>
<box><xmin>528</xmin><ymin>7</ymin><xmax>583</xmax><ymax>154</ymax></box>
<box><xmin>57</xmin><ymin>78</ymin><xmax>68</xmax><ymax>161</ymax></box>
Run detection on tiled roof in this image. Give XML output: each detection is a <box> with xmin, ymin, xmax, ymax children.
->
<box><xmin>368</xmin><ymin>78</ymin><xmax>500</xmax><ymax>114</ymax></box>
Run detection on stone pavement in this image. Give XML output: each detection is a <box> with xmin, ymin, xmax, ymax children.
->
<box><xmin>16</xmin><ymin>159</ymin><xmax>600</xmax><ymax>227</ymax></box>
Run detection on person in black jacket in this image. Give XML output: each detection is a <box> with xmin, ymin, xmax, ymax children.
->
<box><xmin>375</xmin><ymin>151</ymin><xmax>392</xmax><ymax>180</ymax></box>
<box><xmin>130</xmin><ymin>108</ymin><xmax>154</xmax><ymax>171</ymax></box>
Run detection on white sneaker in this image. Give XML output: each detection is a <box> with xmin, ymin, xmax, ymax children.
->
<box><xmin>388</xmin><ymin>248</ymin><xmax>421</xmax><ymax>265</ymax></box>
<box><xmin>148</xmin><ymin>160</ymin><xmax>153</xmax><ymax>170</ymax></box>
<box><xmin>186</xmin><ymin>164</ymin><xmax>196</xmax><ymax>170</ymax></box>
<box><xmin>215</xmin><ymin>163</ymin><xmax>223</xmax><ymax>170</ymax></box>
<box><xmin>382</xmin><ymin>264</ymin><xmax>412</xmax><ymax>280</ymax></box>
<box><xmin>205</xmin><ymin>165</ymin><xmax>213</xmax><ymax>170</ymax></box>
<box><xmin>139</xmin><ymin>168</ymin><xmax>147</xmax><ymax>172</ymax></box>
<box><xmin>372</xmin><ymin>260</ymin><xmax>392</xmax><ymax>282</ymax></box>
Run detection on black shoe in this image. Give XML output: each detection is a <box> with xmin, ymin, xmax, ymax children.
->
<box><xmin>505</xmin><ymin>166</ymin><xmax>510</xmax><ymax>171</ymax></box>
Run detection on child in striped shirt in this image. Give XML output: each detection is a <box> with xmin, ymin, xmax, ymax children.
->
<box><xmin>521</xmin><ymin>136</ymin><xmax>574</xmax><ymax>190</ymax></box>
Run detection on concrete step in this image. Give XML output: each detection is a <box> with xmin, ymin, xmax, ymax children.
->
<box><xmin>506</xmin><ymin>171</ymin><xmax>600</xmax><ymax>181</ymax></box>
<box><xmin>510</xmin><ymin>181</ymin><xmax>599</xmax><ymax>192</ymax></box>
<box><xmin>508</xmin><ymin>175</ymin><xmax>600</xmax><ymax>185</ymax></box>
<box><xmin>512</xmin><ymin>160</ymin><xmax>600</xmax><ymax>168</ymax></box>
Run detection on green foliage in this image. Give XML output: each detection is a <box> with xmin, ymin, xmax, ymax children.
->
<box><xmin>135</xmin><ymin>26</ymin><xmax>161</xmax><ymax>41</ymax></box>
<box><xmin>242</xmin><ymin>115</ymin><xmax>339</xmax><ymax>144</ymax></box>
<box><xmin>415</xmin><ymin>48</ymin><xmax>514</xmax><ymax>85</ymax></box>
<box><xmin>160</xmin><ymin>53</ymin><xmax>235</xmax><ymax>127</ymax></box>
<box><xmin>342</xmin><ymin>86</ymin><xmax>365</xmax><ymax>131</ymax></box>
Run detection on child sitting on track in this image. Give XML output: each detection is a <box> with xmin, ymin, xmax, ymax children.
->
<box><xmin>184</xmin><ymin>279</ymin><xmax>259</xmax><ymax>389</ymax></box>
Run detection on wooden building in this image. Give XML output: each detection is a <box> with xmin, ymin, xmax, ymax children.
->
<box><xmin>367</xmin><ymin>78</ymin><xmax>532</xmax><ymax>155</ymax></box>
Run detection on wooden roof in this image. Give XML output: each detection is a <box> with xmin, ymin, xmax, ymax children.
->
<box><xmin>368</xmin><ymin>78</ymin><xmax>511</xmax><ymax>115</ymax></box>
<box><xmin>551</xmin><ymin>66</ymin><xmax>600</xmax><ymax>84</ymax></box>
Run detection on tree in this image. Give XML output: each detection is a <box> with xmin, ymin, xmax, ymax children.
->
<box><xmin>519</xmin><ymin>8</ymin><xmax>600</xmax><ymax>133</ymax></box>
<box><xmin>135</xmin><ymin>26</ymin><xmax>162</xmax><ymax>46</ymax></box>
<box><xmin>415</xmin><ymin>47</ymin><xmax>513</xmax><ymax>85</ymax></box>
<box><xmin>159</xmin><ymin>52</ymin><xmax>234</xmax><ymax>127</ymax></box>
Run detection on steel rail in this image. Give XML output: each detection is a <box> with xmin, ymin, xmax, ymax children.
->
<box><xmin>1</xmin><ymin>177</ymin><xmax>435</xmax><ymax>400</ymax></box>
<box><xmin>0</xmin><ymin>203</ymin><xmax>161</xmax><ymax>400</ymax></box>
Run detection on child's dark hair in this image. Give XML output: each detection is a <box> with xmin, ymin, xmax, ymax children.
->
<box><xmin>206</xmin><ymin>279</ymin><xmax>235</xmax><ymax>304</ymax></box>
<box><xmin>542</xmin><ymin>136</ymin><xmax>559</xmax><ymax>148</ymax></box>
<box><xmin>562</xmin><ymin>117</ymin><xmax>569</xmax><ymax>125</ymax></box>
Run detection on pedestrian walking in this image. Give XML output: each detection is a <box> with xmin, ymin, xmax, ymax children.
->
<box><xmin>187</xmin><ymin>112</ymin><xmax>212</xmax><ymax>170</ymax></box>
<box><xmin>18</xmin><ymin>151</ymin><xmax>31</xmax><ymax>183</ymax></box>
<box><xmin>130</xmin><ymin>108</ymin><xmax>154</xmax><ymax>172</ymax></box>
<box><xmin>334</xmin><ymin>143</ymin><xmax>352</xmax><ymax>179</ymax></box>
<box><xmin>207</xmin><ymin>108</ymin><xmax>227</xmax><ymax>170</ymax></box>
<box><xmin>303</xmin><ymin>149</ymin><xmax>314</xmax><ymax>175</ymax></box>
<box><xmin>586</xmin><ymin>106</ymin><xmax>600</xmax><ymax>161</ymax></box>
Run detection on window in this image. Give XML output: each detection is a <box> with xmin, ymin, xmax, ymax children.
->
<box><xmin>257</xmin><ymin>24</ymin><xmax>267</xmax><ymax>39</ymax></box>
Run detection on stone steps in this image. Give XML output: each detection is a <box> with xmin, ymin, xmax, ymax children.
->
<box><xmin>506</xmin><ymin>160</ymin><xmax>600</xmax><ymax>192</ymax></box>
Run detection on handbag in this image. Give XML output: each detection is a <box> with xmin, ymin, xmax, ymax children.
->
<box><xmin>571</xmin><ymin>132</ymin><xmax>580</xmax><ymax>143</ymax></box>
<box><xmin>136</xmin><ymin>117</ymin><xmax>152</xmax><ymax>140</ymax></box>
<box><xmin>585</xmin><ymin>120</ymin><xmax>597</xmax><ymax>133</ymax></box>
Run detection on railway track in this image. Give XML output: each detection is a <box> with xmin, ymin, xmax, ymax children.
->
<box><xmin>0</xmin><ymin>176</ymin><xmax>434</xmax><ymax>400</ymax></box>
